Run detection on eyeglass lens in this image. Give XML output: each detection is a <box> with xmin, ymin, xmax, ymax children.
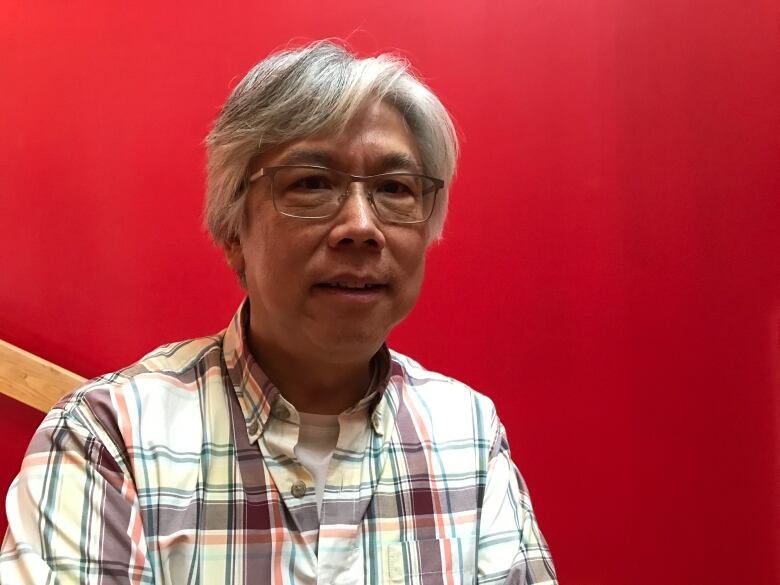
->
<box><xmin>271</xmin><ymin>166</ymin><xmax>436</xmax><ymax>223</ymax></box>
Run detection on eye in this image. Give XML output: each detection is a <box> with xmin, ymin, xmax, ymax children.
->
<box><xmin>290</xmin><ymin>174</ymin><xmax>333</xmax><ymax>191</ymax></box>
<box><xmin>376</xmin><ymin>178</ymin><xmax>416</xmax><ymax>197</ymax></box>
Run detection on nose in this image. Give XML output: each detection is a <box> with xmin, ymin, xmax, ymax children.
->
<box><xmin>326</xmin><ymin>183</ymin><xmax>386</xmax><ymax>250</ymax></box>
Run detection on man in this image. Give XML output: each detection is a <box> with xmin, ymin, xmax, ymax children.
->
<box><xmin>1</xmin><ymin>41</ymin><xmax>557</xmax><ymax>584</ymax></box>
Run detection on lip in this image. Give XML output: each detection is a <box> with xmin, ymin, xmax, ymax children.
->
<box><xmin>314</xmin><ymin>272</ymin><xmax>387</xmax><ymax>287</ymax></box>
<box><xmin>311</xmin><ymin>274</ymin><xmax>389</xmax><ymax>304</ymax></box>
<box><xmin>311</xmin><ymin>284</ymin><xmax>387</xmax><ymax>305</ymax></box>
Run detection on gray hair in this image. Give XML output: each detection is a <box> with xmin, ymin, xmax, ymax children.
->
<box><xmin>204</xmin><ymin>40</ymin><xmax>459</xmax><ymax>244</ymax></box>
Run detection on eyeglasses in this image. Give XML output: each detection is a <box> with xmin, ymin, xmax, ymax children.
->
<box><xmin>247</xmin><ymin>165</ymin><xmax>444</xmax><ymax>224</ymax></box>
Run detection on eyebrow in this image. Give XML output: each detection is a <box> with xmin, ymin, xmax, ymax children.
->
<box><xmin>278</xmin><ymin>149</ymin><xmax>338</xmax><ymax>168</ymax></box>
<box><xmin>277</xmin><ymin>148</ymin><xmax>424</xmax><ymax>175</ymax></box>
<box><xmin>374</xmin><ymin>152</ymin><xmax>424</xmax><ymax>175</ymax></box>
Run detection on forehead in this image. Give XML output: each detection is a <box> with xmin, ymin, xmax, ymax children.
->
<box><xmin>253</xmin><ymin>100</ymin><xmax>424</xmax><ymax>174</ymax></box>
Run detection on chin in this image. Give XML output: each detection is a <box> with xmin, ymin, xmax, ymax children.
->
<box><xmin>313</xmin><ymin>327</ymin><xmax>386</xmax><ymax>362</ymax></box>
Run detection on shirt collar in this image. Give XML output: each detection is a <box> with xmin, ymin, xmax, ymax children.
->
<box><xmin>223</xmin><ymin>299</ymin><xmax>393</xmax><ymax>442</ymax></box>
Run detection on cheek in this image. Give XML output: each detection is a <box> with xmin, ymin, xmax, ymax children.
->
<box><xmin>242</xmin><ymin>210</ymin><xmax>298</xmax><ymax>280</ymax></box>
<box><xmin>411</xmin><ymin>257</ymin><xmax>426</xmax><ymax>299</ymax></box>
<box><xmin>398</xmin><ymin>243</ymin><xmax>427</xmax><ymax>306</ymax></box>
<box><xmin>247</xmin><ymin>240</ymin><xmax>295</xmax><ymax>287</ymax></box>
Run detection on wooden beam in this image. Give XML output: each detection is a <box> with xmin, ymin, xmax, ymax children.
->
<box><xmin>0</xmin><ymin>339</ymin><xmax>85</xmax><ymax>413</ymax></box>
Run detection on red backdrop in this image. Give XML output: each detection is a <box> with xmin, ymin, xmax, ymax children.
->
<box><xmin>1</xmin><ymin>2</ymin><xmax>778</xmax><ymax>583</ymax></box>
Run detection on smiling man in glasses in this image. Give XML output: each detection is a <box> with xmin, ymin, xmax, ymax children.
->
<box><xmin>1</xmin><ymin>42</ymin><xmax>557</xmax><ymax>584</ymax></box>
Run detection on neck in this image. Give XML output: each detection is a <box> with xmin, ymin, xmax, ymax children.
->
<box><xmin>246</xmin><ymin>331</ymin><xmax>373</xmax><ymax>415</ymax></box>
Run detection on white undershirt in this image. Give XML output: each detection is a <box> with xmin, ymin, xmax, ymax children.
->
<box><xmin>294</xmin><ymin>412</ymin><xmax>340</xmax><ymax>519</ymax></box>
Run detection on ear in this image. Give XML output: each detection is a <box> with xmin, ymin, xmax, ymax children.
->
<box><xmin>222</xmin><ymin>240</ymin><xmax>245</xmax><ymax>273</ymax></box>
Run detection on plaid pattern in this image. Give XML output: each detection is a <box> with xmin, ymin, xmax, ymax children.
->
<box><xmin>1</xmin><ymin>301</ymin><xmax>556</xmax><ymax>584</ymax></box>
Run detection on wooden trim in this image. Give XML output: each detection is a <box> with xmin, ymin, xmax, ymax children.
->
<box><xmin>0</xmin><ymin>339</ymin><xmax>85</xmax><ymax>413</ymax></box>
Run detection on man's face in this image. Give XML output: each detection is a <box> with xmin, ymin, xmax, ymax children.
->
<box><xmin>224</xmin><ymin>100</ymin><xmax>429</xmax><ymax>364</ymax></box>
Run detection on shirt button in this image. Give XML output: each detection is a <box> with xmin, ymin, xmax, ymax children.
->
<box><xmin>291</xmin><ymin>480</ymin><xmax>307</xmax><ymax>498</ymax></box>
<box><xmin>247</xmin><ymin>420</ymin><xmax>259</xmax><ymax>435</ymax></box>
<box><xmin>272</xmin><ymin>404</ymin><xmax>291</xmax><ymax>420</ymax></box>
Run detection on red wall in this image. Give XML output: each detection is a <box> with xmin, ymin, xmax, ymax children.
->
<box><xmin>1</xmin><ymin>2</ymin><xmax>778</xmax><ymax>583</ymax></box>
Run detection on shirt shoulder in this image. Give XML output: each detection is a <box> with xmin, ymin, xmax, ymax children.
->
<box><xmin>54</xmin><ymin>333</ymin><xmax>226</xmax><ymax>411</ymax></box>
<box><xmin>387</xmin><ymin>349</ymin><xmax>500</xmax><ymax>439</ymax></box>
<box><xmin>42</xmin><ymin>332</ymin><xmax>228</xmax><ymax>462</ymax></box>
<box><xmin>389</xmin><ymin>349</ymin><xmax>496</xmax><ymax>404</ymax></box>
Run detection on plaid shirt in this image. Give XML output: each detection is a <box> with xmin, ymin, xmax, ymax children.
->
<box><xmin>1</xmin><ymin>301</ymin><xmax>556</xmax><ymax>584</ymax></box>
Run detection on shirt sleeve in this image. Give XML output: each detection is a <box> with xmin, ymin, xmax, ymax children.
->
<box><xmin>477</xmin><ymin>418</ymin><xmax>558</xmax><ymax>585</ymax></box>
<box><xmin>0</xmin><ymin>404</ymin><xmax>151</xmax><ymax>584</ymax></box>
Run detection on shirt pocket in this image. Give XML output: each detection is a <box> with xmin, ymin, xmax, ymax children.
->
<box><xmin>384</xmin><ymin>537</ymin><xmax>475</xmax><ymax>585</ymax></box>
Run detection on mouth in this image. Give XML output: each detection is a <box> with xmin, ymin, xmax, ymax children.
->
<box><xmin>314</xmin><ymin>282</ymin><xmax>388</xmax><ymax>298</ymax></box>
<box><xmin>315</xmin><ymin>282</ymin><xmax>386</xmax><ymax>291</ymax></box>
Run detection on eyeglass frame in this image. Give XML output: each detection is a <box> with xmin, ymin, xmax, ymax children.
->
<box><xmin>246</xmin><ymin>165</ymin><xmax>445</xmax><ymax>225</ymax></box>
